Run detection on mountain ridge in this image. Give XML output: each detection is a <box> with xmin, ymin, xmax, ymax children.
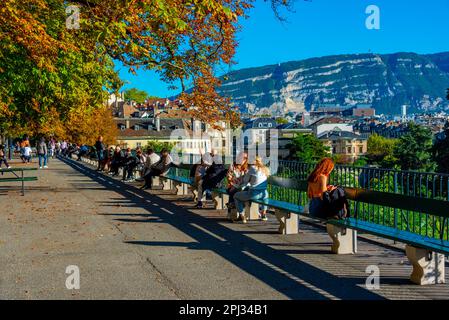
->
<box><xmin>217</xmin><ymin>51</ymin><xmax>449</xmax><ymax>116</ymax></box>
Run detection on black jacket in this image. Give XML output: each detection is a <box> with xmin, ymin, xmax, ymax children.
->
<box><xmin>123</xmin><ymin>154</ymin><xmax>139</xmax><ymax>167</ymax></box>
<box><xmin>322</xmin><ymin>186</ymin><xmax>350</xmax><ymax>219</ymax></box>
<box><xmin>111</xmin><ymin>151</ymin><xmax>123</xmax><ymax>164</ymax></box>
<box><xmin>95</xmin><ymin>141</ymin><xmax>105</xmax><ymax>153</ymax></box>
<box><xmin>202</xmin><ymin>162</ymin><xmax>227</xmax><ymax>190</ymax></box>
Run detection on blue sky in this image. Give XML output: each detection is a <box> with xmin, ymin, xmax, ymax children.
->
<box><xmin>116</xmin><ymin>0</ymin><xmax>449</xmax><ymax>97</ymax></box>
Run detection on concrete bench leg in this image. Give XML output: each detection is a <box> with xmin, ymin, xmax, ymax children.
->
<box><xmin>326</xmin><ymin>224</ymin><xmax>355</xmax><ymax>254</ymax></box>
<box><xmin>174</xmin><ymin>181</ymin><xmax>184</xmax><ymax>195</ymax></box>
<box><xmin>175</xmin><ymin>182</ymin><xmax>189</xmax><ymax>196</ymax></box>
<box><xmin>405</xmin><ymin>245</ymin><xmax>445</xmax><ymax>285</ymax></box>
<box><xmin>161</xmin><ymin>178</ymin><xmax>171</xmax><ymax>190</ymax></box>
<box><xmin>212</xmin><ymin>192</ymin><xmax>229</xmax><ymax>210</ymax></box>
<box><xmin>245</xmin><ymin>202</ymin><xmax>259</xmax><ymax>220</ymax></box>
<box><xmin>183</xmin><ymin>183</ymin><xmax>190</xmax><ymax>195</ymax></box>
<box><xmin>153</xmin><ymin>176</ymin><xmax>161</xmax><ymax>187</ymax></box>
<box><xmin>189</xmin><ymin>186</ymin><xmax>198</xmax><ymax>202</ymax></box>
<box><xmin>227</xmin><ymin>208</ymin><xmax>238</xmax><ymax>221</ymax></box>
<box><xmin>274</xmin><ymin>209</ymin><xmax>298</xmax><ymax>235</ymax></box>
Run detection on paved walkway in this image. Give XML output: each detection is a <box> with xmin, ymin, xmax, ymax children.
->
<box><xmin>0</xmin><ymin>157</ymin><xmax>448</xmax><ymax>299</ymax></box>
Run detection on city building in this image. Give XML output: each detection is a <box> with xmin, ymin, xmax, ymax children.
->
<box><xmin>318</xmin><ymin>129</ymin><xmax>368</xmax><ymax>163</ymax></box>
<box><xmin>308</xmin><ymin>117</ymin><xmax>353</xmax><ymax>136</ymax></box>
<box><xmin>114</xmin><ymin>102</ymin><xmax>232</xmax><ymax>157</ymax></box>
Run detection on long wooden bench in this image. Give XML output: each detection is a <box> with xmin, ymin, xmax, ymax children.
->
<box><xmin>169</xmin><ymin>172</ymin><xmax>449</xmax><ymax>285</ymax></box>
<box><xmin>326</xmin><ymin>187</ymin><xmax>449</xmax><ymax>285</ymax></box>
<box><xmin>75</xmin><ymin>158</ymin><xmax>449</xmax><ymax>285</ymax></box>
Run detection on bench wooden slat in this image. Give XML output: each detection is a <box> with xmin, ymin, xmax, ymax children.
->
<box><xmin>252</xmin><ymin>198</ymin><xmax>304</xmax><ymax>214</ymax></box>
<box><xmin>164</xmin><ymin>175</ymin><xmax>194</xmax><ymax>185</ymax></box>
<box><xmin>344</xmin><ymin>187</ymin><xmax>449</xmax><ymax>218</ymax></box>
<box><xmin>175</xmin><ymin>173</ymin><xmax>449</xmax><ymax>256</ymax></box>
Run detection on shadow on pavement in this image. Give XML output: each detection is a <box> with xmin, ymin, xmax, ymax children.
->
<box><xmin>59</xmin><ymin>156</ymin><xmax>387</xmax><ymax>300</ymax></box>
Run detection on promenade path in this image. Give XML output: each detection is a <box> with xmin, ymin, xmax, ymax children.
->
<box><xmin>0</xmin><ymin>157</ymin><xmax>448</xmax><ymax>299</ymax></box>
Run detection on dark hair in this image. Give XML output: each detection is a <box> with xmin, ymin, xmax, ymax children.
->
<box><xmin>147</xmin><ymin>148</ymin><xmax>154</xmax><ymax>154</ymax></box>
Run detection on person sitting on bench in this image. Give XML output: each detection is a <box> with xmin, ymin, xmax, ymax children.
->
<box><xmin>193</xmin><ymin>156</ymin><xmax>211</xmax><ymax>208</ymax></box>
<box><xmin>109</xmin><ymin>146</ymin><xmax>123</xmax><ymax>176</ymax></box>
<box><xmin>307</xmin><ymin>157</ymin><xmax>336</xmax><ymax>219</ymax></box>
<box><xmin>122</xmin><ymin>148</ymin><xmax>141</xmax><ymax>182</ymax></box>
<box><xmin>100</xmin><ymin>147</ymin><xmax>114</xmax><ymax>172</ymax></box>
<box><xmin>140</xmin><ymin>149</ymin><xmax>172</xmax><ymax>190</ymax></box>
<box><xmin>233</xmin><ymin>156</ymin><xmax>270</xmax><ymax>223</ymax></box>
<box><xmin>23</xmin><ymin>145</ymin><xmax>32</xmax><ymax>163</ymax></box>
<box><xmin>134</xmin><ymin>147</ymin><xmax>147</xmax><ymax>179</ymax></box>
<box><xmin>77</xmin><ymin>144</ymin><xmax>89</xmax><ymax>161</ymax></box>
<box><xmin>139</xmin><ymin>148</ymin><xmax>160</xmax><ymax>182</ymax></box>
<box><xmin>225</xmin><ymin>152</ymin><xmax>248</xmax><ymax>217</ymax></box>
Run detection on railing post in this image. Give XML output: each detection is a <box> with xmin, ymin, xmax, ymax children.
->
<box><xmin>394</xmin><ymin>171</ymin><xmax>398</xmax><ymax>231</ymax></box>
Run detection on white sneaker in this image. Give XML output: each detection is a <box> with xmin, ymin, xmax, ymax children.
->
<box><xmin>39</xmin><ymin>166</ymin><xmax>43</xmax><ymax>169</ymax></box>
<box><xmin>44</xmin><ymin>165</ymin><xmax>48</xmax><ymax>168</ymax></box>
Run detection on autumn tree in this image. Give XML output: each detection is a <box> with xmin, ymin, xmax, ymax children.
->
<box><xmin>1</xmin><ymin>0</ymin><xmax>293</xmax><ymax>141</ymax></box>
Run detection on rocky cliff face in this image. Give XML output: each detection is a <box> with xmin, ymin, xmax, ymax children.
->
<box><xmin>218</xmin><ymin>52</ymin><xmax>449</xmax><ymax>115</ymax></box>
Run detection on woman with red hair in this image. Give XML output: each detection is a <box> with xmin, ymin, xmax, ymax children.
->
<box><xmin>307</xmin><ymin>158</ymin><xmax>336</xmax><ymax>219</ymax></box>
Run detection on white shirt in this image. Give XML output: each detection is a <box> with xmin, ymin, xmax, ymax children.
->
<box><xmin>24</xmin><ymin>146</ymin><xmax>32</xmax><ymax>157</ymax></box>
<box><xmin>145</xmin><ymin>153</ymin><xmax>161</xmax><ymax>168</ymax></box>
<box><xmin>242</xmin><ymin>165</ymin><xmax>268</xmax><ymax>188</ymax></box>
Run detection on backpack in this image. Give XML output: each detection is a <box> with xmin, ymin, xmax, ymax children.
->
<box><xmin>322</xmin><ymin>186</ymin><xmax>350</xmax><ymax>219</ymax></box>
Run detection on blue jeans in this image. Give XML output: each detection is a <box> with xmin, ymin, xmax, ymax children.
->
<box><xmin>309</xmin><ymin>197</ymin><xmax>327</xmax><ymax>219</ymax></box>
<box><xmin>38</xmin><ymin>154</ymin><xmax>47</xmax><ymax>167</ymax></box>
<box><xmin>234</xmin><ymin>189</ymin><xmax>268</xmax><ymax>215</ymax></box>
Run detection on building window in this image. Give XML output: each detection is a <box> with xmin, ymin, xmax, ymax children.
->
<box><xmin>120</xmin><ymin>125</ymin><xmax>126</xmax><ymax>131</ymax></box>
<box><xmin>347</xmin><ymin>147</ymin><xmax>351</xmax><ymax>154</ymax></box>
<box><xmin>135</xmin><ymin>125</ymin><xmax>140</xmax><ymax>130</ymax></box>
<box><xmin>136</xmin><ymin>142</ymin><xmax>142</xmax><ymax>148</ymax></box>
<box><xmin>359</xmin><ymin>146</ymin><xmax>363</xmax><ymax>153</ymax></box>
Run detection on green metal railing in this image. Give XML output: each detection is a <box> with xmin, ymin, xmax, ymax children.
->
<box><xmin>169</xmin><ymin>160</ymin><xmax>449</xmax><ymax>241</ymax></box>
<box><xmin>275</xmin><ymin>160</ymin><xmax>449</xmax><ymax>241</ymax></box>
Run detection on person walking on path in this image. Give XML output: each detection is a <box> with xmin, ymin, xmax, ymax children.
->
<box><xmin>48</xmin><ymin>138</ymin><xmax>56</xmax><ymax>159</ymax></box>
<box><xmin>95</xmin><ymin>136</ymin><xmax>105</xmax><ymax>171</ymax></box>
<box><xmin>0</xmin><ymin>145</ymin><xmax>11</xmax><ymax>169</ymax></box>
<box><xmin>37</xmin><ymin>137</ymin><xmax>48</xmax><ymax>169</ymax></box>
